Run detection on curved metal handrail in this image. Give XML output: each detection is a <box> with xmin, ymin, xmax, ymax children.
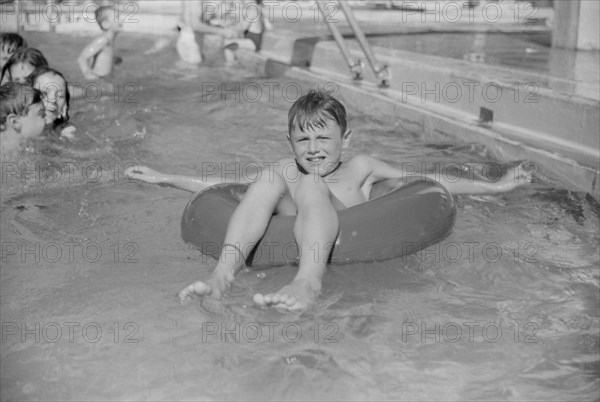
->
<box><xmin>315</xmin><ymin>0</ymin><xmax>391</xmax><ymax>87</ymax></box>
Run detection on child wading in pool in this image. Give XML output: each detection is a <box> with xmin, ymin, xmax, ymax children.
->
<box><xmin>0</xmin><ymin>82</ymin><xmax>46</xmax><ymax>159</ymax></box>
<box><xmin>221</xmin><ymin>0</ymin><xmax>272</xmax><ymax>65</ymax></box>
<box><xmin>78</xmin><ymin>6</ymin><xmax>122</xmax><ymax>80</ymax></box>
<box><xmin>127</xmin><ymin>90</ymin><xmax>532</xmax><ymax>313</ymax></box>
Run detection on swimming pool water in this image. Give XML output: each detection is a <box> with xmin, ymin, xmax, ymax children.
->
<box><xmin>1</xmin><ymin>32</ymin><xmax>598</xmax><ymax>401</ymax></box>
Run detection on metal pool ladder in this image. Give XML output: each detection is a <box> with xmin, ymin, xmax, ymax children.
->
<box><xmin>315</xmin><ymin>0</ymin><xmax>391</xmax><ymax>87</ymax></box>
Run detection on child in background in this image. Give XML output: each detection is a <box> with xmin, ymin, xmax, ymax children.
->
<box><xmin>0</xmin><ymin>33</ymin><xmax>28</xmax><ymax>72</ymax></box>
<box><xmin>176</xmin><ymin>0</ymin><xmax>231</xmax><ymax>64</ymax></box>
<box><xmin>0</xmin><ymin>48</ymin><xmax>48</xmax><ymax>85</ymax></box>
<box><xmin>78</xmin><ymin>6</ymin><xmax>123</xmax><ymax>79</ymax></box>
<box><xmin>0</xmin><ymin>82</ymin><xmax>46</xmax><ymax>159</ymax></box>
<box><xmin>222</xmin><ymin>0</ymin><xmax>271</xmax><ymax>65</ymax></box>
<box><xmin>28</xmin><ymin>67</ymin><xmax>76</xmax><ymax>139</ymax></box>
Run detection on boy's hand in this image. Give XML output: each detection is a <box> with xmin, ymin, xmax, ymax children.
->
<box><xmin>498</xmin><ymin>161</ymin><xmax>536</xmax><ymax>191</ymax></box>
<box><xmin>124</xmin><ymin>165</ymin><xmax>165</xmax><ymax>185</ymax></box>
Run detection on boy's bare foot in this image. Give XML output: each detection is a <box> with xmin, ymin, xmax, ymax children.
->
<box><xmin>177</xmin><ymin>276</ymin><xmax>228</xmax><ymax>304</ymax></box>
<box><xmin>253</xmin><ymin>278</ymin><xmax>320</xmax><ymax>313</ymax></box>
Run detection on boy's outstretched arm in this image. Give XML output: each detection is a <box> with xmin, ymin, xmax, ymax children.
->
<box><xmin>125</xmin><ymin>165</ymin><xmax>257</xmax><ymax>193</ymax></box>
<box><xmin>125</xmin><ymin>165</ymin><xmax>214</xmax><ymax>192</ymax></box>
<box><xmin>360</xmin><ymin>156</ymin><xmax>533</xmax><ymax>195</ymax></box>
<box><xmin>77</xmin><ymin>36</ymin><xmax>109</xmax><ymax>80</ymax></box>
<box><xmin>422</xmin><ymin>162</ymin><xmax>533</xmax><ymax>194</ymax></box>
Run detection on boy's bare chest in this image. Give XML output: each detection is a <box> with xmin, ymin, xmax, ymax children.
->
<box><xmin>278</xmin><ymin>160</ymin><xmax>368</xmax><ymax>208</ymax></box>
<box><xmin>326</xmin><ymin>178</ymin><xmax>367</xmax><ymax>208</ymax></box>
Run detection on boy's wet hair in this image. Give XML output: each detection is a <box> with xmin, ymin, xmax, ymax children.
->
<box><xmin>0</xmin><ymin>47</ymin><xmax>48</xmax><ymax>83</ymax></box>
<box><xmin>0</xmin><ymin>82</ymin><xmax>42</xmax><ymax>129</ymax></box>
<box><xmin>28</xmin><ymin>66</ymin><xmax>71</xmax><ymax>126</ymax></box>
<box><xmin>95</xmin><ymin>6</ymin><xmax>116</xmax><ymax>31</ymax></box>
<box><xmin>288</xmin><ymin>90</ymin><xmax>347</xmax><ymax>135</ymax></box>
<box><xmin>0</xmin><ymin>33</ymin><xmax>27</xmax><ymax>55</ymax></box>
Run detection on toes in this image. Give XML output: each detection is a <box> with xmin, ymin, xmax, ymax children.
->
<box><xmin>270</xmin><ymin>294</ymin><xmax>284</xmax><ymax>304</ymax></box>
<box><xmin>177</xmin><ymin>287</ymin><xmax>193</xmax><ymax>303</ymax></box>
<box><xmin>253</xmin><ymin>292</ymin><xmax>301</xmax><ymax>311</ymax></box>
<box><xmin>177</xmin><ymin>285</ymin><xmax>197</xmax><ymax>303</ymax></box>
<box><xmin>177</xmin><ymin>281</ymin><xmax>212</xmax><ymax>303</ymax></box>
<box><xmin>275</xmin><ymin>299</ymin><xmax>304</xmax><ymax>313</ymax></box>
<box><xmin>253</xmin><ymin>293</ymin><xmax>267</xmax><ymax>306</ymax></box>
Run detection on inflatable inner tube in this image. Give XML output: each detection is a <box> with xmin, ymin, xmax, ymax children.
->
<box><xmin>181</xmin><ymin>178</ymin><xmax>456</xmax><ymax>268</ymax></box>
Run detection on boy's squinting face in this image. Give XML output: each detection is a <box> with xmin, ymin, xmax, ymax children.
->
<box><xmin>34</xmin><ymin>73</ymin><xmax>67</xmax><ymax>124</ymax></box>
<box><xmin>288</xmin><ymin>119</ymin><xmax>350</xmax><ymax>177</ymax></box>
<box><xmin>10</xmin><ymin>62</ymin><xmax>35</xmax><ymax>84</ymax></box>
<box><xmin>20</xmin><ymin>102</ymin><xmax>46</xmax><ymax>139</ymax></box>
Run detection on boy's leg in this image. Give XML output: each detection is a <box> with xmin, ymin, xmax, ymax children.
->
<box><xmin>254</xmin><ymin>174</ymin><xmax>339</xmax><ymax>312</ymax></box>
<box><xmin>178</xmin><ymin>174</ymin><xmax>287</xmax><ymax>302</ymax></box>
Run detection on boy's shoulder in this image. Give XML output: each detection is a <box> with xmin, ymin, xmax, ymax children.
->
<box><xmin>334</xmin><ymin>155</ymin><xmax>382</xmax><ymax>183</ymax></box>
<box><xmin>343</xmin><ymin>154</ymin><xmax>378</xmax><ymax>170</ymax></box>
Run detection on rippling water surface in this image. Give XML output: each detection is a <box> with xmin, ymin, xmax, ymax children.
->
<box><xmin>1</xmin><ymin>33</ymin><xmax>598</xmax><ymax>401</ymax></box>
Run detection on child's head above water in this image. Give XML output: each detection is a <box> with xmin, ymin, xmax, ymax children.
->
<box><xmin>1</xmin><ymin>47</ymin><xmax>48</xmax><ymax>85</ymax></box>
<box><xmin>287</xmin><ymin>90</ymin><xmax>351</xmax><ymax>177</ymax></box>
<box><xmin>95</xmin><ymin>6</ymin><xmax>123</xmax><ymax>32</ymax></box>
<box><xmin>0</xmin><ymin>33</ymin><xmax>27</xmax><ymax>70</ymax></box>
<box><xmin>28</xmin><ymin>66</ymin><xmax>70</xmax><ymax>127</ymax></box>
<box><xmin>0</xmin><ymin>82</ymin><xmax>46</xmax><ymax>141</ymax></box>
<box><xmin>288</xmin><ymin>90</ymin><xmax>347</xmax><ymax>136</ymax></box>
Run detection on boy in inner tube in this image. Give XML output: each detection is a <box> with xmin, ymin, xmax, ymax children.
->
<box><xmin>126</xmin><ymin>90</ymin><xmax>533</xmax><ymax>313</ymax></box>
